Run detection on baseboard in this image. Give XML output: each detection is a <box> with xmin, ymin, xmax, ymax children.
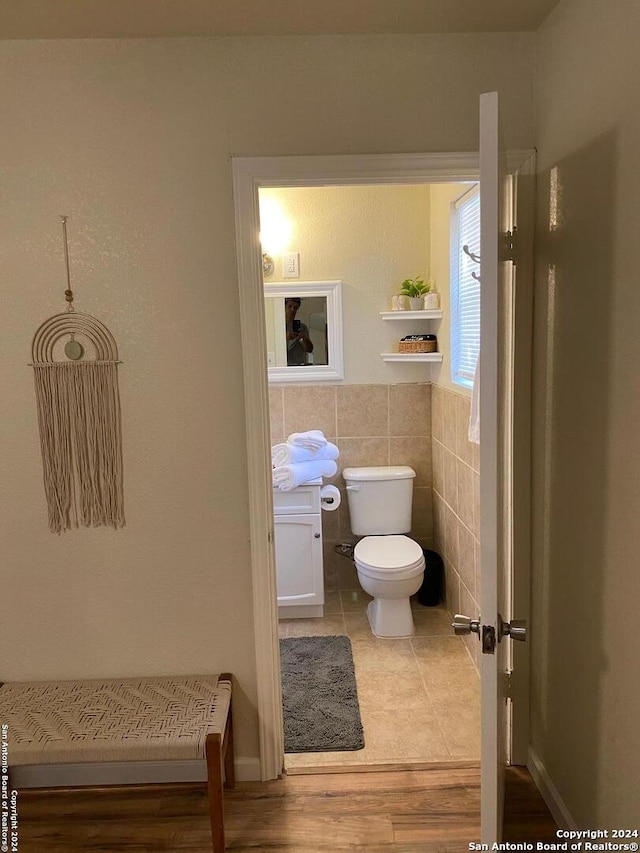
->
<box><xmin>527</xmin><ymin>747</ymin><xmax>577</xmax><ymax>830</ymax></box>
<box><xmin>234</xmin><ymin>756</ymin><xmax>261</xmax><ymax>782</ymax></box>
<box><xmin>13</xmin><ymin>755</ymin><xmax>262</xmax><ymax>788</ymax></box>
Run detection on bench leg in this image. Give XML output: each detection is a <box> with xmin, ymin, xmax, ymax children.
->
<box><xmin>205</xmin><ymin>733</ymin><xmax>225</xmax><ymax>853</ymax></box>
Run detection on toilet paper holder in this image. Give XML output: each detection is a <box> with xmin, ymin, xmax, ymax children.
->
<box><xmin>320</xmin><ymin>484</ymin><xmax>341</xmax><ymax>511</ymax></box>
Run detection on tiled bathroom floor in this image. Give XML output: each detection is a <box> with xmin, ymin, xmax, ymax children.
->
<box><xmin>279</xmin><ymin>589</ymin><xmax>481</xmax><ymax>772</ymax></box>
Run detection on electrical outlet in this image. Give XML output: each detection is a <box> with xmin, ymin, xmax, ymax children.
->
<box><xmin>283</xmin><ymin>252</ymin><xmax>300</xmax><ymax>278</ymax></box>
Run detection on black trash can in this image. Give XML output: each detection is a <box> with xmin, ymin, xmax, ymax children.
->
<box><xmin>417</xmin><ymin>549</ymin><xmax>444</xmax><ymax>606</ymax></box>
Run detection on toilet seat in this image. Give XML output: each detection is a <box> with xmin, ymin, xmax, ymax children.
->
<box><xmin>354</xmin><ymin>535</ymin><xmax>424</xmax><ymax>581</ymax></box>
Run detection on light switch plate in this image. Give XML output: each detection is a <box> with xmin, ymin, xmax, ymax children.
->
<box><xmin>283</xmin><ymin>252</ymin><xmax>300</xmax><ymax>278</ymax></box>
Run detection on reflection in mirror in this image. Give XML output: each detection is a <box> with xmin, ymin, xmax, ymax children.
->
<box><xmin>264</xmin><ymin>281</ymin><xmax>343</xmax><ymax>383</ymax></box>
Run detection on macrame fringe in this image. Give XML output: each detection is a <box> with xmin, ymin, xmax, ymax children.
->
<box><xmin>32</xmin><ymin>361</ymin><xmax>125</xmax><ymax>534</ymax></box>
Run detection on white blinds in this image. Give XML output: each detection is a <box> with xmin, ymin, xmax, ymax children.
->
<box><xmin>451</xmin><ymin>186</ymin><xmax>480</xmax><ymax>388</ymax></box>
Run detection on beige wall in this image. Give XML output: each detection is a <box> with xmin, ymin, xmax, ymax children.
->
<box><xmin>532</xmin><ymin>0</ymin><xmax>640</xmax><ymax>825</ymax></box>
<box><xmin>261</xmin><ymin>184</ymin><xmax>432</xmax><ymax>383</ymax></box>
<box><xmin>0</xmin><ymin>35</ymin><xmax>535</xmax><ymax>773</ymax></box>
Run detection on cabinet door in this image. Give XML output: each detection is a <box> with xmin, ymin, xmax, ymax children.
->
<box><xmin>274</xmin><ymin>514</ymin><xmax>323</xmax><ymax>606</ymax></box>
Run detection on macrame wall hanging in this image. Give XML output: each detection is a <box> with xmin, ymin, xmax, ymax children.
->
<box><xmin>30</xmin><ymin>217</ymin><xmax>125</xmax><ymax>534</ymax></box>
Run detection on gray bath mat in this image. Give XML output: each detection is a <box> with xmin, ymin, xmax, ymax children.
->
<box><xmin>280</xmin><ymin>635</ymin><xmax>365</xmax><ymax>753</ymax></box>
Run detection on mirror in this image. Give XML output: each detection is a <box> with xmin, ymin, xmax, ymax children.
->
<box><xmin>264</xmin><ymin>281</ymin><xmax>343</xmax><ymax>383</ymax></box>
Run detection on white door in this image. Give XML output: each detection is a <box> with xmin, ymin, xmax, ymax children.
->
<box><xmin>477</xmin><ymin>90</ymin><xmax>523</xmax><ymax>841</ymax></box>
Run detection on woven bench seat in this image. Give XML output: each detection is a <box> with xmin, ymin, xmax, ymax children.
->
<box><xmin>0</xmin><ymin>673</ymin><xmax>235</xmax><ymax>852</ymax></box>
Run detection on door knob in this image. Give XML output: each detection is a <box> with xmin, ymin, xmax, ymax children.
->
<box><xmin>452</xmin><ymin>614</ymin><xmax>481</xmax><ymax>636</ymax></box>
<box><xmin>499</xmin><ymin>616</ymin><xmax>527</xmax><ymax>642</ymax></box>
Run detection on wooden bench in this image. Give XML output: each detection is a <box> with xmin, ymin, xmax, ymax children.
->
<box><xmin>0</xmin><ymin>673</ymin><xmax>235</xmax><ymax>852</ymax></box>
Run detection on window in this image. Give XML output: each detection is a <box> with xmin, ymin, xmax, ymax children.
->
<box><xmin>450</xmin><ymin>185</ymin><xmax>480</xmax><ymax>390</ymax></box>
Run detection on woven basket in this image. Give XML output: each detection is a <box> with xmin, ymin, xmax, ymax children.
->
<box><xmin>398</xmin><ymin>339</ymin><xmax>437</xmax><ymax>353</ymax></box>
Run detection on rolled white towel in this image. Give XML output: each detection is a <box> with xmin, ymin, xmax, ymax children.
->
<box><xmin>273</xmin><ymin>459</ymin><xmax>338</xmax><ymax>491</ymax></box>
<box><xmin>272</xmin><ymin>441</ymin><xmax>339</xmax><ymax>467</ymax></box>
<box><xmin>287</xmin><ymin>430</ymin><xmax>327</xmax><ymax>451</ymax></box>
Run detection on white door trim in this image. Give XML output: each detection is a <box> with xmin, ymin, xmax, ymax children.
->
<box><xmin>231</xmin><ymin>151</ymin><xmax>533</xmax><ymax>781</ymax></box>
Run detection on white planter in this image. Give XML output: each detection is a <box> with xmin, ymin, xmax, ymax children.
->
<box><xmin>408</xmin><ymin>296</ymin><xmax>424</xmax><ymax>310</ymax></box>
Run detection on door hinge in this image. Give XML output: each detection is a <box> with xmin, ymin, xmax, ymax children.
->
<box><xmin>500</xmin><ymin>227</ymin><xmax>518</xmax><ymax>264</ymax></box>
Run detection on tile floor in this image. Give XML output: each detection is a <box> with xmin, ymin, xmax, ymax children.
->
<box><xmin>279</xmin><ymin>587</ymin><xmax>481</xmax><ymax>771</ymax></box>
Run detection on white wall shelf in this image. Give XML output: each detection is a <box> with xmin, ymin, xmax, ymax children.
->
<box><xmin>379</xmin><ymin>310</ymin><xmax>443</xmax><ymax>320</ymax></box>
<box><xmin>380</xmin><ymin>352</ymin><xmax>444</xmax><ymax>363</ymax></box>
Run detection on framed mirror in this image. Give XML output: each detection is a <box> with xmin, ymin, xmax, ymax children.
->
<box><xmin>264</xmin><ymin>281</ymin><xmax>343</xmax><ymax>383</ymax></box>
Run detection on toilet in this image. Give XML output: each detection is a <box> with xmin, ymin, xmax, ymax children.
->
<box><xmin>342</xmin><ymin>465</ymin><xmax>425</xmax><ymax>638</ymax></box>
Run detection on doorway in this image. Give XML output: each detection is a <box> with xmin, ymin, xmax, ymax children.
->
<box><xmin>261</xmin><ymin>180</ymin><xmax>482</xmax><ymax>773</ymax></box>
<box><xmin>232</xmin><ymin>151</ymin><xmax>533</xmax><ymax>783</ymax></box>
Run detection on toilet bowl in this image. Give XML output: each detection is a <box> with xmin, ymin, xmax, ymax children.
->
<box><xmin>354</xmin><ymin>534</ymin><xmax>425</xmax><ymax>638</ymax></box>
<box><xmin>343</xmin><ymin>466</ymin><xmax>425</xmax><ymax>638</ymax></box>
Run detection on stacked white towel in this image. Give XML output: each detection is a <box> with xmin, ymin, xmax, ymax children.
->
<box><xmin>286</xmin><ymin>430</ymin><xmax>327</xmax><ymax>452</ymax></box>
<box><xmin>272</xmin><ymin>441</ymin><xmax>339</xmax><ymax>467</ymax></box>
<box><xmin>271</xmin><ymin>431</ymin><xmax>340</xmax><ymax>491</ymax></box>
<box><xmin>272</xmin><ymin>459</ymin><xmax>338</xmax><ymax>491</ymax></box>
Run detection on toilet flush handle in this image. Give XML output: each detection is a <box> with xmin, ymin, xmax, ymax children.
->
<box><xmin>345</xmin><ymin>484</ymin><xmax>360</xmax><ymax>491</ymax></box>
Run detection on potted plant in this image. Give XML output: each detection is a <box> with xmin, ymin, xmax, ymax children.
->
<box><xmin>399</xmin><ymin>276</ymin><xmax>431</xmax><ymax>310</ymax></box>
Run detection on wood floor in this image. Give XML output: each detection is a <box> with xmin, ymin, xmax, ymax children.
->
<box><xmin>16</xmin><ymin>765</ymin><xmax>557</xmax><ymax>852</ymax></box>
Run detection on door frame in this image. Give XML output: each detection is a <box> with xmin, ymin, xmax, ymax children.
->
<box><xmin>232</xmin><ymin>151</ymin><xmax>534</xmax><ymax>781</ymax></box>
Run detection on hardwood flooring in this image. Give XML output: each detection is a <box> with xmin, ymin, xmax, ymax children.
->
<box><xmin>16</xmin><ymin>765</ymin><xmax>557</xmax><ymax>852</ymax></box>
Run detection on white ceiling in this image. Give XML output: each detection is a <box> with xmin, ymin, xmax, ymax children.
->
<box><xmin>0</xmin><ymin>0</ymin><xmax>560</xmax><ymax>40</ymax></box>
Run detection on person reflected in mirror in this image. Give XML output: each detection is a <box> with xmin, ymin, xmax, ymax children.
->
<box><xmin>285</xmin><ymin>297</ymin><xmax>314</xmax><ymax>365</ymax></box>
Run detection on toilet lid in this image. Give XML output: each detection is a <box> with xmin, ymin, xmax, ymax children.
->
<box><xmin>354</xmin><ymin>535</ymin><xmax>424</xmax><ymax>572</ymax></box>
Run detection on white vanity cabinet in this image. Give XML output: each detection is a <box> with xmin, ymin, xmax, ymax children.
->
<box><xmin>273</xmin><ymin>479</ymin><xmax>324</xmax><ymax>618</ymax></box>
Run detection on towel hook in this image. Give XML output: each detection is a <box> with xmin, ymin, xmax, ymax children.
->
<box><xmin>463</xmin><ymin>244</ymin><xmax>481</xmax><ymax>265</ymax></box>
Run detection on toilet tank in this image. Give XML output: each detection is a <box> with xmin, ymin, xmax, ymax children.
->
<box><xmin>342</xmin><ymin>466</ymin><xmax>416</xmax><ymax>535</ymax></box>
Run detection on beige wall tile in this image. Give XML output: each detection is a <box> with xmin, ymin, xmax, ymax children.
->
<box><xmin>389</xmin><ymin>436</ymin><xmax>432</xmax><ymax>487</ymax></box>
<box><xmin>459</xmin><ymin>580</ymin><xmax>480</xmax><ymax>669</ymax></box>
<box><xmin>472</xmin><ymin>470</ymin><xmax>480</xmax><ymax>538</ymax></box>
<box><xmin>335</xmin><ymin>559</ymin><xmax>360</xmax><ymax>591</ymax></box>
<box><xmin>443</xmin><ymin>447</ymin><xmax>458</xmax><ymax>512</ymax></box>
<box><xmin>431</xmin><ymin>383</ymin><xmax>444</xmax><ymax>442</ymax></box>
<box><xmin>444</xmin><ymin>504</ymin><xmax>459</xmax><ymax>569</ymax></box>
<box><xmin>457</xmin><ymin>523</ymin><xmax>476</xmax><ymax>600</ymax></box>
<box><xmin>268</xmin><ymin>386</ymin><xmax>285</xmax><ymax>444</ymax></box>
<box><xmin>412</xmin><ymin>486</ymin><xmax>433</xmax><ymax>539</ymax></box>
<box><xmin>389</xmin><ymin>383</ymin><xmax>431</xmax><ymax>437</ymax></box>
<box><xmin>321</xmin><ymin>506</ymin><xmax>340</xmax><ymax>539</ymax></box>
<box><xmin>433</xmin><ymin>492</ymin><xmax>446</xmax><ymax>551</ymax></box>
<box><xmin>444</xmin><ymin>560</ymin><xmax>461</xmax><ymax>615</ymax></box>
<box><xmin>454</xmin><ymin>392</ymin><xmax>474</xmax><ymax>467</ymax></box>
<box><xmin>432</xmin><ymin>439</ymin><xmax>444</xmax><ymax>496</ymax></box>
<box><xmin>442</xmin><ymin>387</ymin><xmax>457</xmax><ymax>452</ymax></box>
<box><xmin>336</xmin><ymin>384</ymin><xmax>389</xmax><ymax>437</ymax></box>
<box><xmin>456</xmin><ymin>459</ymin><xmax>475</xmax><ymax>531</ymax></box>
<box><xmin>336</xmin><ymin>436</ymin><xmax>389</xmax><ymax>473</ymax></box>
<box><xmin>282</xmin><ymin>384</ymin><xmax>337</xmax><ymax>438</ymax></box>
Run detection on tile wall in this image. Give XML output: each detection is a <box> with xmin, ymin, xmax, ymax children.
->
<box><xmin>431</xmin><ymin>384</ymin><xmax>481</xmax><ymax>667</ymax></box>
<box><xmin>269</xmin><ymin>380</ymin><xmax>481</xmax><ymax>666</ymax></box>
<box><xmin>269</xmin><ymin>382</ymin><xmax>434</xmax><ymax>593</ymax></box>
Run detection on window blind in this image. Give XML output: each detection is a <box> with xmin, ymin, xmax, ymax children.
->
<box><xmin>451</xmin><ymin>186</ymin><xmax>480</xmax><ymax>389</ymax></box>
